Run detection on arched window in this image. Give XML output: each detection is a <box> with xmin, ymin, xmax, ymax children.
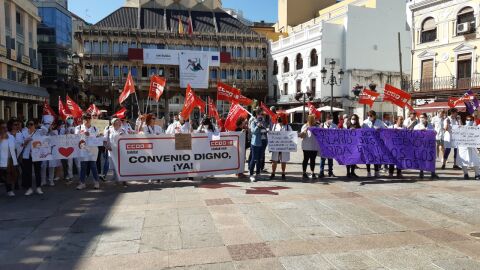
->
<box><xmin>283</xmin><ymin>57</ymin><xmax>290</xmax><ymax>73</ymax></box>
<box><xmin>457</xmin><ymin>7</ymin><xmax>475</xmax><ymax>35</ymax></box>
<box><xmin>296</xmin><ymin>53</ymin><xmax>303</xmax><ymax>70</ymax></box>
<box><xmin>273</xmin><ymin>60</ymin><xmax>278</xmax><ymax>75</ymax></box>
<box><xmin>421</xmin><ymin>17</ymin><xmax>437</xmax><ymax>43</ymax></box>
<box><xmin>310</xmin><ymin>49</ymin><xmax>318</xmax><ymax>67</ymax></box>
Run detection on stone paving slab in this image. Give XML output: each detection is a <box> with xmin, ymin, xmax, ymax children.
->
<box><xmin>0</xmin><ymin>153</ymin><xmax>480</xmax><ymax>269</ymax></box>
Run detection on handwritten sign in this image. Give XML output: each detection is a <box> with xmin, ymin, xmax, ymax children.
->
<box><xmin>175</xmin><ymin>133</ymin><xmax>192</xmax><ymax>150</ymax></box>
<box><xmin>86</xmin><ymin>136</ymin><xmax>105</xmax><ymax>147</ymax></box>
<box><xmin>267</xmin><ymin>131</ymin><xmax>298</xmax><ymax>152</ymax></box>
<box><xmin>32</xmin><ymin>135</ymin><xmax>81</xmax><ymax>161</ymax></box>
<box><xmin>91</xmin><ymin>119</ymin><xmax>110</xmax><ymax>135</ymax></box>
<box><xmin>310</xmin><ymin>128</ymin><xmax>436</xmax><ymax>172</ymax></box>
<box><xmin>451</xmin><ymin>126</ymin><xmax>480</xmax><ymax>148</ymax></box>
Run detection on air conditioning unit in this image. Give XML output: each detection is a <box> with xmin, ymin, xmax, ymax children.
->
<box><xmin>457</xmin><ymin>22</ymin><xmax>471</xmax><ymax>34</ymax></box>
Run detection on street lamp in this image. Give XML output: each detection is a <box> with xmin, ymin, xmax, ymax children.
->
<box><xmin>295</xmin><ymin>86</ymin><xmax>313</xmax><ymax>124</ymax></box>
<box><xmin>321</xmin><ymin>59</ymin><xmax>344</xmax><ymax>119</ymax></box>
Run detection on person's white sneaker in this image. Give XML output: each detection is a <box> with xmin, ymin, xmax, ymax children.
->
<box><xmin>7</xmin><ymin>191</ymin><xmax>15</xmax><ymax>197</ymax></box>
<box><xmin>249</xmin><ymin>175</ymin><xmax>256</xmax><ymax>182</ymax></box>
<box><xmin>76</xmin><ymin>183</ymin><xmax>86</xmax><ymax>190</ymax></box>
<box><xmin>367</xmin><ymin>172</ymin><xmax>372</xmax><ymax>178</ymax></box>
<box><xmin>35</xmin><ymin>187</ymin><xmax>43</xmax><ymax>195</ymax></box>
<box><xmin>53</xmin><ymin>177</ymin><xmax>60</xmax><ymax>181</ymax></box>
<box><xmin>25</xmin><ymin>188</ymin><xmax>34</xmax><ymax>196</ymax></box>
<box><xmin>49</xmin><ymin>181</ymin><xmax>55</xmax><ymax>187</ymax></box>
<box><xmin>93</xmin><ymin>182</ymin><xmax>100</xmax><ymax>189</ymax></box>
<box><xmin>375</xmin><ymin>172</ymin><xmax>381</xmax><ymax>178</ymax></box>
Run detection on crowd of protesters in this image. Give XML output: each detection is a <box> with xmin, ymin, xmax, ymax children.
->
<box><xmin>0</xmin><ymin>106</ymin><xmax>477</xmax><ymax>197</ymax></box>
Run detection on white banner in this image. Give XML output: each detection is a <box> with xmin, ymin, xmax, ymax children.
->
<box><xmin>451</xmin><ymin>126</ymin><xmax>480</xmax><ymax>148</ymax></box>
<box><xmin>143</xmin><ymin>49</ymin><xmax>220</xmax><ymax>67</ymax></box>
<box><xmin>111</xmin><ymin>132</ymin><xmax>245</xmax><ymax>181</ymax></box>
<box><xmin>32</xmin><ymin>135</ymin><xmax>82</xmax><ymax>161</ymax></box>
<box><xmin>267</xmin><ymin>131</ymin><xmax>298</xmax><ymax>152</ymax></box>
<box><xmin>179</xmin><ymin>51</ymin><xmax>210</xmax><ymax>89</ymax></box>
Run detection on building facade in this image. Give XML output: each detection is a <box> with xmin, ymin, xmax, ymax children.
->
<box><xmin>0</xmin><ymin>0</ymin><xmax>48</xmax><ymax>120</ymax></box>
<box><xmin>269</xmin><ymin>0</ymin><xmax>411</xmax><ymax>119</ymax></box>
<box><xmin>74</xmin><ymin>0</ymin><xmax>268</xmax><ymax>121</ymax></box>
<box><xmin>410</xmin><ymin>0</ymin><xmax>480</xmax><ymax>103</ymax></box>
<box><xmin>34</xmin><ymin>0</ymin><xmax>72</xmax><ymax>103</ymax></box>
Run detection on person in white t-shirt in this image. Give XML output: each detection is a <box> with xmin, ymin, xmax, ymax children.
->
<box><xmin>74</xmin><ymin>114</ymin><xmax>101</xmax><ymax>190</ymax></box>
<box><xmin>431</xmin><ymin>110</ymin><xmax>446</xmax><ymax>163</ymax></box>
<box><xmin>0</xmin><ymin>120</ymin><xmax>19</xmax><ymax>197</ymax></box>
<box><xmin>362</xmin><ymin>110</ymin><xmax>386</xmax><ymax>177</ymax></box>
<box><xmin>456</xmin><ymin>115</ymin><xmax>480</xmax><ymax>180</ymax></box>
<box><xmin>139</xmin><ymin>114</ymin><xmax>164</xmax><ymax>135</ymax></box>
<box><xmin>442</xmin><ymin>108</ymin><xmax>461</xmax><ymax>170</ymax></box>
<box><xmin>270</xmin><ymin>113</ymin><xmax>292</xmax><ymax>180</ymax></box>
<box><xmin>414</xmin><ymin>113</ymin><xmax>439</xmax><ymax>180</ymax></box>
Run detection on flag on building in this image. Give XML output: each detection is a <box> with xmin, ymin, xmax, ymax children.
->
<box><xmin>178</xmin><ymin>16</ymin><xmax>184</xmax><ymax>34</ymax></box>
<box><xmin>149</xmin><ymin>75</ymin><xmax>166</xmax><ymax>102</ymax></box>
<box><xmin>224</xmin><ymin>103</ymin><xmax>249</xmax><ymax>131</ymax></box>
<box><xmin>66</xmin><ymin>95</ymin><xmax>83</xmax><ymax>118</ymax></box>
<box><xmin>119</xmin><ymin>72</ymin><xmax>135</xmax><ymax>105</ymax></box>
<box><xmin>112</xmin><ymin>107</ymin><xmax>127</xmax><ymax>119</ymax></box>
<box><xmin>383</xmin><ymin>84</ymin><xmax>411</xmax><ymax>108</ymax></box>
<box><xmin>187</xmin><ymin>17</ymin><xmax>193</xmax><ymax>36</ymax></box>
<box><xmin>358</xmin><ymin>88</ymin><xmax>380</xmax><ymax>108</ymax></box>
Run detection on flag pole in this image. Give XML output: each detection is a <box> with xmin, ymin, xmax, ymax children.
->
<box><xmin>134</xmin><ymin>91</ymin><xmax>142</xmax><ymax>116</ymax></box>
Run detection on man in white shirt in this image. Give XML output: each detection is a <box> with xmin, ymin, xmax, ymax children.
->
<box><xmin>166</xmin><ymin>115</ymin><xmax>192</xmax><ymax>134</ymax></box>
<box><xmin>362</xmin><ymin>110</ymin><xmax>385</xmax><ymax>177</ymax></box>
<box><xmin>442</xmin><ymin>108</ymin><xmax>461</xmax><ymax>170</ymax></box>
<box><xmin>403</xmin><ymin>112</ymin><xmax>418</xmax><ymax>129</ymax></box>
<box><xmin>431</xmin><ymin>110</ymin><xmax>446</xmax><ymax>163</ymax></box>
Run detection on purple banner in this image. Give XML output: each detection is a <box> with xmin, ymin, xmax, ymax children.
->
<box><xmin>310</xmin><ymin>128</ymin><xmax>436</xmax><ymax>172</ymax></box>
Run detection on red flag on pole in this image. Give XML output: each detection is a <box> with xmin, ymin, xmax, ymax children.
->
<box><xmin>112</xmin><ymin>107</ymin><xmax>127</xmax><ymax>119</ymax></box>
<box><xmin>217</xmin><ymin>82</ymin><xmax>240</xmax><ymax>103</ymax></box>
<box><xmin>260</xmin><ymin>102</ymin><xmax>277</xmax><ymax>124</ymax></box>
<box><xmin>194</xmin><ymin>94</ymin><xmax>206</xmax><ymax>113</ymax></box>
<box><xmin>383</xmin><ymin>84</ymin><xmax>411</xmax><ymax>108</ymax></box>
<box><xmin>224</xmin><ymin>103</ymin><xmax>249</xmax><ymax>131</ymax></box>
<box><xmin>237</xmin><ymin>94</ymin><xmax>253</xmax><ymax>106</ymax></box>
<box><xmin>358</xmin><ymin>89</ymin><xmax>380</xmax><ymax>108</ymax></box>
<box><xmin>58</xmin><ymin>97</ymin><xmax>72</xmax><ymax>120</ymax></box>
<box><xmin>86</xmin><ymin>104</ymin><xmax>100</xmax><ymax>116</ymax></box>
<box><xmin>149</xmin><ymin>75</ymin><xmax>166</xmax><ymax>102</ymax></box>
<box><xmin>307</xmin><ymin>102</ymin><xmax>322</xmax><ymax>119</ymax></box>
<box><xmin>66</xmin><ymin>95</ymin><xmax>83</xmax><ymax>118</ymax></box>
<box><xmin>448</xmin><ymin>97</ymin><xmax>459</xmax><ymax>108</ymax></box>
<box><xmin>180</xmin><ymin>84</ymin><xmax>205</xmax><ymax>120</ymax></box>
<box><xmin>119</xmin><ymin>72</ymin><xmax>135</xmax><ymax>105</ymax></box>
<box><xmin>207</xmin><ymin>97</ymin><xmax>220</xmax><ymax>123</ymax></box>
<box><xmin>43</xmin><ymin>99</ymin><xmax>56</xmax><ymax>117</ymax></box>
<box><xmin>187</xmin><ymin>17</ymin><xmax>193</xmax><ymax>36</ymax></box>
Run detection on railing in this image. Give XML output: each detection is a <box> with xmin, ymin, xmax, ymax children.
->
<box><xmin>271</xmin><ymin>23</ymin><xmax>322</xmax><ymax>52</ymax></box>
<box><xmin>409</xmin><ymin>74</ymin><xmax>480</xmax><ymax>93</ymax></box>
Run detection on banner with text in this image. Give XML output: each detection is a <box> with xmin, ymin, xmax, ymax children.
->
<box><xmin>110</xmin><ymin>132</ymin><xmax>245</xmax><ymax>181</ymax></box>
<box><xmin>451</xmin><ymin>126</ymin><xmax>480</xmax><ymax>148</ymax></box>
<box><xmin>143</xmin><ymin>49</ymin><xmax>220</xmax><ymax>67</ymax></box>
<box><xmin>310</xmin><ymin>128</ymin><xmax>436</xmax><ymax>172</ymax></box>
<box><xmin>179</xmin><ymin>51</ymin><xmax>210</xmax><ymax>89</ymax></box>
<box><xmin>267</xmin><ymin>131</ymin><xmax>298</xmax><ymax>152</ymax></box>
<box><xmin>32</xmin><ymin>135</ymin><xmax>82</xmax><ymax>161</ymax></box>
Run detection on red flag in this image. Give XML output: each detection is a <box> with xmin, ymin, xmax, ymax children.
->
<box><xmin>207</xmin><ymin>97</ymin><xmax>221</xmax><ymax>123</ymax></box>
<box><xmin>66</xmin><ymin>95</ymin><xmax>83</xmax><ymax>118</ymax></box>
<box><xmin>260</xmin><ymin>102</ymin><xmax>277</xmax><ymax>124</ymax></box>
<box><xmin>43</xmin><ymin>100</ymin><xmax>56</xmax><ymax>117</ymax></box>
<box><xmin>383</xmin><ymin>84</ymin><xmax>411</xmax><ymax>108</ymax></box>
<box><xmin>307</xmin><ymin>102</ymin><xmax>321</xmax><ymax>119</ymax></box>
<box><xmin>86</xmin><ymin>104</ymin><xmax>100</xmax><ymax>116</ymax></box>
<box><xmin>119</xmin><ymin>72</ymin><xmax>135</xmax><ymax>104</ymax></box>
<box><xmin>180</xmin><ymin>84</ymin><xmax>205</xmax><ymax>120</ymax></box>
<box><xmin>358</xmin><ymin>89</ymin><xmax>380</xmax><ymax>108</ymax></box>
<box><xmin>187</xmin><ymin>17</ymin><xmax>193</xmax><ymax>36</ymax></box>
<box><xmin>238</xmin><ymin>94</ymin><xmax>253</xmax><ymax>106</ymax></box>
<box><xmin>448</xmin><ymin>97</ymin><xmax>459</xmax><ymax>108</ymax></box>
<box><xmin>112</xmin><ymin>107</ymin><xmax>127</xmax><ymax>119</ymax></box>
<box><xmin>217</xmin><ymin>82</ymin><xmax>240</xmax><ymax>103</ymax></box>
<box><xmin>149</xmin><ymin>75</ymin><xmax>166</xmax><ymax>102</ymax></box>
<box><xmin>58</xmin><ymin>97</ymin><xmax>71</xmax><ymax>120</ymax></box>
<box><xmin>224</xmin><ymin>103</ymin><xmax>249</xmax><ymax>131</ymax></box>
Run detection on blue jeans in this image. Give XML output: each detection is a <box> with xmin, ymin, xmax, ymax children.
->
<box><xmin>249</xmin><ymin>145</ymin><xmax>263</xmax><ymax>176</ymax></box>
<box><xmin>80</xmin><ymin>161</ymin><xmax>99</xmax><ymax>183</ymax></box>
<box><xmin>260</xmin><ymin>140</ymin><xmax>268</xmax><ymax>171</ymax></box>
<box><xmin>102</xmin><ymin>151</ymin><xmax>110</xmax><ymax>176</ymax></box>
<box><xmin>320</xmin><ymin>158</ymin><xmax>333</xmax><ymax>174</ymax></box>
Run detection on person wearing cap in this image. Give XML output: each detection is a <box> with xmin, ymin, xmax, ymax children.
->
<box><xmin>442</xmin><ymin>108</ymin><xmax>461</xmax><ymax>170</ymax></box>
<box><xmin>40</xmin><ymin>114</ymin><xmax>60</xmax><ymax>187</ymax></box>
<box><xmin>75</xmin><ymin>114</ymin><xmax>101</xmax><ymax>190</ymax></box>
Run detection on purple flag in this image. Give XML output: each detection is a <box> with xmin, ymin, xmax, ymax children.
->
<box><xmin>464</xmin><ymin>90</ymin><xmax>479</xmax><ymax>114</ymax></box>
<box><xmin>310</xmin><ymin>128</ymin><xmax>436</xmax><ymax>172</ymax></box>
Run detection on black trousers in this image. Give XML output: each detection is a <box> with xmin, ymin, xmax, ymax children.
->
<box><xmin>302</xmin><ymin>150</ymin><xmax>317</xmax><ymax>172</ymax></box>
<box><xmin>346</xmin><ymin>165</ymin><xmax>356</xmax><ymax>175</ymax></box>
<box><xmin>366</xmin><ymin>164</ymin><xmax>380</xmax><ymax>173</ymax></box>
<box><xmin>22</xmin><ymin>158</ymin><xmax>42</xmax><ymax>189</ymax></box>
<box><xmin>0</xmin><ymin>168</ymin><xmax>13</xmax><ymax>192</ymax></box>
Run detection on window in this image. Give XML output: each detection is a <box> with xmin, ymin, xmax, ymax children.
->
<box><xmin>310</xmin><ymin>49</ymin><xmax>318</xmax><ymax>67</ymax></box>
<box><xmin>121</xmin><ymin>42</ymin><xmax>128</xmax><ymax>54</ymax></box>
<box><xmin>150</xmin><ymin>67</ymin><xmax>157</xmax><ymax>76</ymax></box>
<box><xmin>237</xmin><ymin>46</ymin><xmax>242</xmax><ymax>58</ymax></box>
<box><xmin>273</xmin><ymin>85</ymin><xmax>278</xmax><ymax>100</ymax></box>
<box><xmin>114</xmin><ymin>66</ymin><xmax>120</xmax><ymax>77</ymax></box>
<box><xmin>131</xmin><ymin>66</ymin><xmax>138</xmax><ymax>78</ymax></box>
<box><xmin>236</xmin><ymin>69</ymin><xmax>243</xmax><ymax>80</ymax></box>
<box><xmin>7</xmin><ymin>66</ymin><xmax>16</xmax><ymax>81</ymax></box>
<box><xmin>421</xmin><ymin>17</ymin><xmax>437</xmax><ymax>43</ymax></box>
<box><xmin>262</xmin><ymin>70</ymin><xmax>267</xmax><ymax>81</ymax></box>
<box><xmin>246</xmin><ymin>46</ymin><xmax>251</xmax><ymax>58</ymax></box>
<box><xmin>158</xmin><ymin>67</ymin><xmax>164</xmax><ymax>76</ymax></box>
<box><xmin>169</xmin><ymin>68</ymin><xmax>177</xmax><ymax>79</ymax></box>
<box><xmin>283</xmin><ymin>57</ymin><xmax>290</xmax><ymax>73</ymax></box>
<box><xmin>4</xmin><ymin>2</ymin><xmax>10</xmax><ymax>29</ymax></box>
<box><xmin>246</xmin><ymin>70</ymin><xmax>252</xmax><ymax>80</ymax></box>
<box><xmin>296</xmin><ymin>80</ymin><xmax>302</xmax><ymax>93</ymax></box>
<box><xmin>84</xmin><ymin>41</ymin><xmax>91</xmax><ymax>53</ymax></box>
<box><xmin>311</xmin><ymin>79</ymin><xmax>316</xmax><ymax>97</ymax></box>
<box><xmin>229</xmin><ymin>69</ymin><xmax>235</xmax><ymax>79</ymax></box>
<box><xmin>122</xmin><ymin>66</ymin><xmax>128</xmax><ymax>77</ymax></box>
<box><xmin>457</xmin><ymin>7</ymin><xmax>475</xmax><ymax>35</ymax></box>
<box><xmin>283</xmin><ymin>83</ymin><xmax>289</xmax><ymax>95</ymax></box>
<box><xmin>101</xmin><ymin>41</ymin><xmax>109</xmax><ymax>54</ymax></box>
<box><xmin>262</xmin><ymin>48</ymin><xmax>267</xmax><ymax>58</ymax></box>
<box><xmin>93</xmin><ymin>65</ymin><xmax>100</xmax><ymax>77</ymax></box>
<box><xmin>273</xmin><ymin>60</ymin><xmax>278</xmax><ymax>75</ymax></box>
<box><xmin>221</xmin><ymin>69</ymin><xmax>227</xmax><ymax>80</ymax></box>
<box><xmin>252</xmin><ymin>47</ymin><xmax>258</xmax><ymax>58</ymax></box>
<box><xmin>92</xmin><ymin>41</ymin><xmax>100</xmax><ymax>54</ymax></box>
<box><xmin>112</xmin><ymin>42</ymin><xmax>120</xmax><ymax>54</ymax></box>
<box><xmin>457</xmin><ymin>53</ymin><xmax>472</xmax><ymax>88</ymax></box>
<box><xmin>129</xmin><ymin>42</ymin><xmax>137</xmax><ymax>48</ymax></box>
<box><xmin>296</xmin><ymin>53</ymin><xmax>303</xmax><ymax>70</ymax></box>
<box><xmin>211</xmin><ymin>69</ymin><xmax>218</xmax><ymax>80</ymax></box>
<box><xmin>102</xmin><ymin>65</ymin><xmax>109</xmax><ymax>77</ymax></box>
<box><xmin>141</xmin><ymin>67</ymin><xmax>148</xmax><ymax>77</ymax></box>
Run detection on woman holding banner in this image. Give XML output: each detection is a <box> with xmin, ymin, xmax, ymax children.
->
<box><xmin>20</xmin><ymin>119</ymin><xmax>44</xmax><ymax>196</ymax></box>
<box><xmin>362</xmin><ymin>110</ymin><xmax>385</xmax><ymax>178</ymax></box>
<box><xmin>456</xmin><ymin>115</ymin><xmax>480</xmax><ymax>180</ymax></box>
<box><xmin>60</xmin><ymin>116</ymin><xmax>77</xmax><ymax>182</ymax></box>
<box><xmin>140</xmin><ymin>114</ymin><xmax>164</xmax><ymax>135</ymax></box>
<box><xmin>75</xmin><ymin>114</ymin><xmax>101</xmax><ymax>190</ymax></box>
<box><xmin>104</xmin><ymin>118</ymin><xmax>128</xmax><ymax>187</ymax></box>
<box><xmin>270</xmin><ymin>113</ymin><xmax>292</xmax><ymax>180</ymax></box>
<box><xmin>414</xmin><ymin>113</ymin><xmax>439</xmax><ymax>179</ymax></box>
<box><xmin>346</xmin><ymin>114</ymin><xmax>361</xmax><ymax>178</ymax></box>
<box><xmin>319</xmin><ymin>114</ymin><xmax>337</xmax><ymax>178</ymax></box>
<box><xmin>300</xmin><ymin>115</ymin><xmax>319</xmax><ymax>180</ymax></box>
<box><xmin>389</xmin><ymin>116</ymin><xmax>406</xmax><ymax>178</ymax></box>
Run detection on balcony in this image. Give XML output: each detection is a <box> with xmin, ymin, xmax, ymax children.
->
<box><xmin>270</xmin><ymin>23</ymin><xmax>322</xmax><ymax>53</ymax></box>
<box><xmin>409</xmin><ymin>74</ymin><xmax>480</xmax><ymax>98</ymax></box>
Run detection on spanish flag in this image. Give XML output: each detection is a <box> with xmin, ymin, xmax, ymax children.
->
<box><xmin>178</xmin><ymin>16</ymin><xmax>184</xmax><ymax>34</ymax></box>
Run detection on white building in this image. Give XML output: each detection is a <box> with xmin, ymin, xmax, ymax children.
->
<box><xmin>269</xmin><ymin>0</ymin><xmax>411</xmax><ymax>120</ymax></box>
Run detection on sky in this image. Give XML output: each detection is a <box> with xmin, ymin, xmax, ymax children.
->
<box><xmin>69</xmin><ymin>0</ymin><xmax>277</xmax><ymax>24</ymax></box>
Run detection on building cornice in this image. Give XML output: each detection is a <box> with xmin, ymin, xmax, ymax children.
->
<box><xmin>410</xmin><ymin>0</ymin><xmax>450</xmax><ymax>11</ymax></box>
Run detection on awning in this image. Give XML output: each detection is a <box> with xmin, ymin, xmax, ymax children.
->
<box><xmin>285</xmin><ymin>105</ymin><xmax>345</xmax><ymax>114</ymax></box>
<box><xmin>0</xmin><ymin>77</ymin><xmax>49</xmax><ymax>98</ymax></box>
<box><xmin>414</xmin><ymin>102</ymin><xmax>466</xmax><ymax>113</ymax></box>
<box><xmin>317</xmin><ymin>106</ymin><xmax>345</xmax><ymax>112</ymax></box>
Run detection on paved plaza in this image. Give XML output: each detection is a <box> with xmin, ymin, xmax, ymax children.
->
<box><xmin>1</xmin><ymin>150</ymin><xmax>480</xmax><ymax>270</ymax></box>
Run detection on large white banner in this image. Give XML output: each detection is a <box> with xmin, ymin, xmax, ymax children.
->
<box><xmin>32</xmin><ymin>135</ymin><xmax>82</xmax><ymax>161</ymax></box>
<box><xmin>451</xmin><ymin>126</ymin><xmax>480</xmax><ymax>148</ymax></box>
<box><xmin>143</xmin><ymin>49</ymin><xmax>220</xmax><ymax>67</ymax></box>
<box><xmin>179</xmin><ymin>51</ymin><xmax>210</xmax><ymax>89</ymax></box>
<box><xmin>111</xmin><ymin>132</ymin><xmax>245</xmax><ymax>181</ymax></box>
<box><xmin>267</xmin><ymin>131</ymin><xmax>298</xmax><ymax>152</ymax></box>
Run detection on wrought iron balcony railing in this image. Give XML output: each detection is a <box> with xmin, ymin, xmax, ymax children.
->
<box><xmin>408</xmin><ymin>74</ymin><xmax>480</xmax><ymax>93</ymax></box>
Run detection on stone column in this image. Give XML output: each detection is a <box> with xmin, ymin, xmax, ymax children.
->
<box><xmin>0</xmin><ymin>100</ymin><xmax>4</xmax><ymax>120</ymax></box>
<box><xmin>10</xmin><ymin>2</ymin><xmax>15</xmax><ymax>38</ymax></box>
<box><xmin>23</xmin><ymin>11</ymin><xmax>29</xmax><ymax>56</ymax></box>
<box><xmin>32</xmin><ymin>103</ymin><xmax>38</xmax><ymax>118</ymax></box>
<box><xmin>10</xmin><ymin>101</ymin><xmax>17</xmax><ymax>118</ymax></box>
<box><xmin>23</xmin><ymin>102</ymin><xmax>28</xmax><ymax>121</ymax></box>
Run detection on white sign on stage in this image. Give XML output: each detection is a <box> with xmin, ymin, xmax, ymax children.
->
<box><xmin>110</xmin><ymin>132</ymin><xmax>245</xmax><ymax>181</ymax></box>
<box><xmin>451</xmin><ymin>126</ymin><xmax>480</xmax><ymax>148</ymax></box>
<box><xmin>143</xmin><ymin>49</ymin><xmax>220</xmax><ymax>67</ymax></box>
<box><xmin>179</xmin><ymin>51</ymin><xmax>210</xmax><ymax>89</ymax></box>
<box><xmin>31</xmin><ymin>135</ymin><xmax>81</xmax><ymax>161</ymax></box>
<box><xmin>267</xmin><ymin>131</ymin><xmax>298</xmax><ymax>152</ymax></box>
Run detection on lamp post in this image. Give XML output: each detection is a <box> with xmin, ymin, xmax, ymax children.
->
<box><xmin>295</xmin><ymin>87</ymin><xmax>313</xmax><ymax>124</ymax></box>
<box><xmin>321</xmin><ymin>59</ymin><xmax>344</xmax><ymax>119</ymax></box>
